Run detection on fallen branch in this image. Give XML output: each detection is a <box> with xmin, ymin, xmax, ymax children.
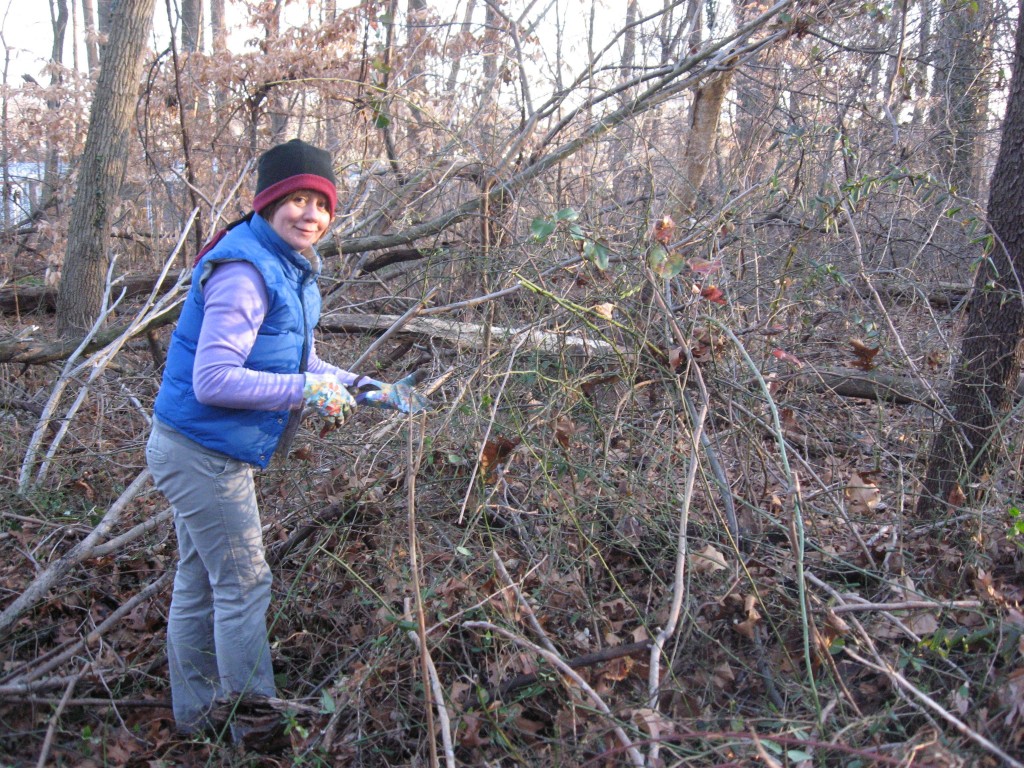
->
<box><xmin>830</xmin><ymin>599</ymin><xmax>982</xmax><ymax>614</ymax></box>
<box><xmin>843</xmin><ymin>646</ymin><xmax>1024</xmax><ymax>768</ymax></box>
<box><xmin>463</xmin><ymin>620</ymin><xmax>645</xmax><ymax>767</ymax></box>
<box><xmin>494</xmin><ymin>641</ymin><xmax>652</xmax><ymax>701</ymax></box>
<box><xmin>0</xmin><ymin>272</ymin><xmax>179</xmax><ymax>315</ymax></box>
<box><xmin>0</xmin><ymin>470</ymin><xmax>152</xmax><ymax>638</ymax></box>
<box><xmin>6</xmin><ymin>570</ymin><xmax>172</xmax><ymax>685</ymax></box>
<box><xmin>783</xmin><ymin>366</ymin><xmax>937</xmax><ymax>406</ymax></box>
<box><xmin>320</xmin><ymin>312</ymin><xmax>619</xmax><ymax>359</ymax></box>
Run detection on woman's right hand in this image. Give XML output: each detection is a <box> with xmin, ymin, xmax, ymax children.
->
<box><xmin>303</xmin><ymin>373</ymin><xmax>356</xmax><ymax>431</ymax></box>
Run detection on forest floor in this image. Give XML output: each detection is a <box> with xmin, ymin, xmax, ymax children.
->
<box><xmin>0</xmin><ymin>279</ymin><xmax>1023</xmax><ymax>768</ymax></box>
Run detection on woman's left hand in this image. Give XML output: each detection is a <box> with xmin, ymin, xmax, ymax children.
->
<box><xmin>355</xmin><ymin>372</ymin><xmax>430</xmax><ymax>414</ymax></box>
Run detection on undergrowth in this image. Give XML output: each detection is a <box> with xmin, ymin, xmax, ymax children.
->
<box><xmin>1</xmin><ymin>242</ymin><xmax>1023</xmax><ymax>768</ymax></box>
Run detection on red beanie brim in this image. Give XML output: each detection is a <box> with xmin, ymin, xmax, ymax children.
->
<box><xmin>253</xmin><ymin>174</ymin><xmax>338</xmax><ymax>216</ymax></box>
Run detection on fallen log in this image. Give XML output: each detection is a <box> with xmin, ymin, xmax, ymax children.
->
<box><xmin>319</xmin><ymin>312</ymin><xmax>621</xmax><ymax>359</ymax></box>
<box><xmin>782</xmin><ymin>366</ymin><xmax>937</xmax><ymax>406</ymax></box>
<box><xmin>0</xmin><ymin>273</ymin><xmax>179</xmax><ymax>316</ymax></box>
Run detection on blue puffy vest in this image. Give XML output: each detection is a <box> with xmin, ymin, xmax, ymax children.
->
<box><xmin>153</xmin><ymin>214</ymin><xmax>322</xmax><ymax>467</ymax></box>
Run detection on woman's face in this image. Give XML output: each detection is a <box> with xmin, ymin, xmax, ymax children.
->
<box><xmin>268</xmin><ymin>190</ymin><xmax>332</xmax><ymax>251</ymax></box>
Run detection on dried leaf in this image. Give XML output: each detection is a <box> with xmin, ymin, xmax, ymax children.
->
<box><xmin>600</xmin><ymin>655</ymin><xmax>635</xmax><ymax>683</ymax></box>
<box><xmin>948</xmin><ymin>484</ymin><xmax>967</xmax><ymax>508</ymax></box>
<box><xmin>700</xmin><ymin>285</ymin><xmax>727</xmax><ymax>305</ymax></box>
<box><xmin>732</xmin><ymin>594</ymin><xmax>762</xmax><ymax>640</ymax></box>
<box><xmin>686</xmin><ymin>256</ymin><xmax>723</xmax><ymax>275</ymax></box>
<box><xmin>691</xmin><ymin>543</ymin><xmax>728</xmax><ymax>574</ymax></box>
<box><xmin>631</xmin><ymin>707</ymin><xmax>678</xmax><ymax>741</ymax></box>
<box><xmin>844</xmin><ymin>472</ymin><xmax>881</xmax><ymax>515</ymax></box>
<box><xmin>772</xmin><ymin>347</ymin><xmax>804</xmax><ymax>368</ymax></box>
<box><xmin>653</xmin><ymin>215</ymin><xmax>676</xmax><ymax>244</ymax></box>
<box><xmin>592</xmin><ymin>302</ymin><xmax>616</xmax><ymax>321</ymax></box>
<box><xmin>459</xmin><ymin>712</ymin><xmax>489</xmax><ymax>748</ymax></box>
<box><xmin>553</xmin><ymin>414</ymin><xmax>576</xmax><ymax>449</ymax></box>
<box><xmin>480</xmin><ymin>435</ymin><xmax>521</xmax><ymax>479</ymax></box>
<box><xmin>849</xmin><ymin>338</ymin><xmax>880</xmax><ymax>370</ymax></box>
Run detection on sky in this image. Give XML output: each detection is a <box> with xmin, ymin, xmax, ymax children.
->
<box><xmin>1</xmin><ymin>0</ymin><xmax>59</xmax><ymax>81</ymax></box>
<box><xmin>0</xmin><ymin>0</ymin><xmax>364</xmax><ymax>82</ymax></box>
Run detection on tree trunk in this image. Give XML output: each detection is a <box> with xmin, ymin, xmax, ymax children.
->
<box><xmin>210</xmin><ymin>0</ymin><xmax>225</xmax><ymax>52</ymax></box>
<box><xmin>445</xmin><ymin>0</ymin><xmax>476</xmax><ymax>93</ymax></box>
<box><xmin>610</xmin><ymin>0</ymin><xmax>640</xmax><ymax>218</ymax></box>
<box><xmin>929</xmin><ymin>0</ymin><xmax>992</xmax><ymax>199</ymax></box>
<box><xmin>917</xmin><ymin>0</ymin><xmax>1024</xmax><ymax>518</ymax></box>
<box><xmin>677</xmin><ymin>69</ymin><xmax>734</xmax><ymax>215</ymax></box>
<box><xmin>44</xmin><ymin>0</ymin><xmax>69</xmax><ymax>212</ymax></box>
<box><xmin>181</xmin><ymin>0</ymin><xmax>203</xmax><ymax>52</ymax></box>
<box><xmin>97</xmin><ymin>0</ymin><xmax>113</xmax><ymax>54</ymax></box>
<box><xmin>82</xmin><ymin>0</ymin><xmax>100</xmax><ymax>71</ymax></box>
<box><xmin>56</xmin><ymin>0</ymin><xmax>155</xmax><ymax>335</ymax></box>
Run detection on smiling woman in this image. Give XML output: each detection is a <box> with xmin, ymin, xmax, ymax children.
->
<box><xmin>143</xmin><ymin>137</ymin><xmax>424</xmax><ymax>741</ymax></box>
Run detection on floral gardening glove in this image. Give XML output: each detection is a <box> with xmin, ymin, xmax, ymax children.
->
<box><xmin>354</xmin><ymin>371</ymin><xmax>430</xmax><ymax>414</ymax></box>
<box><xmin>303</xmin><ymin>372</ymin><xmax>356</xmax><ymax>432</ymax></box>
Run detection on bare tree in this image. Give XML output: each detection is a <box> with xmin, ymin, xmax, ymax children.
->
<box><xmin>97</xmin><ymin>0</ymin><xmax>113</xmax><ymax>48</ymax></box>
<box><xmin>44</xmin><ymin>0</ymin><xmax>69</xmax><ymax>207</ymax></box>
<box><xmin>209</xmin><ymin>0</ymin><xmax>225</xmax><ymax>52</ymax></box>
<box><xmin>56</xmin><ymin>0</ymin><xmax>155</xmax><ymax>335</ymax></box>
<box><xmin>930</xmin><ymin>0</ymin><xmax>993</xmax><ymax>198</ymax></box>
<box><xmin>82</xmin><ymin>0</ymin><xmax>99</xmax><ymax>71</ymax></box>
<box><xmin>181</xmin><ymin>0</ymin><xmax>203</xmax><ymax>52</ymax></box>
<box><xmin>917</xmin><ymin>0</ymin><xmax>1024</xmax><ymax>518</ymax></box>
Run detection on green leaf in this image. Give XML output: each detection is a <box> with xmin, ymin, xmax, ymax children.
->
<box><xmin>319</xmin><ymin>690</ymin><xmax>336</xmax><ymax>714</ymax></box>
<box><xmin>647</xmin><ymin>243</ymin><xmax>668</xmax><ymax>272</ymax></box>
<box><xmin>531</xmin><ymin>217</ymin><xmax>556</xmax><ymax>241</ymax></box>
<box><xmin>584</xmin><ymin>239</ymin><xmax>610</xmax><ymax>270</ymax></box>
<box><xmin>554</xmin><ymin>207</ymin><xmax>579</xmax><ymax>222</ymax></box>
<box><xmin>374</xmin><ymin>111</ymin><xmax>390</xmax><ymax>129</ymax></box>
<box><xmin>568</xmin><ymin>223</ymin><xmax>584</xmax><ymax>241</ymax></box>
<box><xmin>456</xmin><ymin>546</ymin><xmax>472</xmax><ymax>557</ymax></box>
<box><xmin>648</xmin><ymin>244</ymin><xmax>686</xmax><ymax>278</ymax></box>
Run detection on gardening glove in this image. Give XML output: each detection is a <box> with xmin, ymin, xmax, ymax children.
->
<box><xmin>354</xmin><ymin>370</ymin><xmax>430</xmax><ymax>414</ymax></box>
<box><xmin>303</xmin><ymin>372</ymin><xmax>356</xmax><ymax>432</ymax></box>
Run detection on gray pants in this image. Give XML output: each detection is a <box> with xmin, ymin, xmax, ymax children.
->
<box><xmin>146</xmin><ymin>418</ymin><xmax>275</xmax><ymax>734</ymax></box>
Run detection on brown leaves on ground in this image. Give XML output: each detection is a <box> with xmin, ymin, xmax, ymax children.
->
<box><xmin>849</xmin><ymin>337</ymin><xmax>881</xmax><ymax>370</ymax></box>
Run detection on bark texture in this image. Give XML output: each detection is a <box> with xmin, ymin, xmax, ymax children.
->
<box><xmin>917</xmin><ymin>0</ymin><xmax>1024</xmax><ymax>517</ymax></box>
<box><xmin>56</xmin><ymin>0</ymin><xmax>155</xmax><ymax>335</ymax></box>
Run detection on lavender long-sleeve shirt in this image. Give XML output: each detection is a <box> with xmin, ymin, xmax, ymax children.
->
<box><xmin>192</xmin><ymin>261</ymin><xmax>359</xmax><ymax>410</ymax></box>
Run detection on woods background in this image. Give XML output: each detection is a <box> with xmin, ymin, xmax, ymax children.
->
<box><xmin>1</xmin><ymin>0</ymin><xmax>1023</xmax><ymax>766</ymax></box>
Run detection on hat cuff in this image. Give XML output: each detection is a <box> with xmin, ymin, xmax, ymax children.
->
<box><xmin>253</xmin><ymin>174</ymin><xmax>337</xmax><ymax>215</ymax></box>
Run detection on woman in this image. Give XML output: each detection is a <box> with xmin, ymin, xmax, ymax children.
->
<box><xmin>147</xmin><ymin>139</ymin><xmax>407</xmax><ymax>737</ymax></box>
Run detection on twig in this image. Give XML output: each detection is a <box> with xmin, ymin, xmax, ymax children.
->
<box><xmin>495</xmin><ymin>641</ymin><xmax>652</xmax><ymax>701</ymax></box>
<box><xmin>843</xmin><ymin>646</ymin><xmax>1024</xmax><ymax>768</ymax></box>
<box><xmin>35</xmin><ymin>672</ymin><xmax>81</xmax><ymax>768</ymax></box>
<box><xmin>790</xmin><ymin>472</ymin><xmax>821</xmax><ymax>716</ymax></box>
<box><xmin>491</xmin><ymin>551</ymin><xmax>557</xmax><ymax>653</ymax></box>
<box><xmin>0</xmin><ymin>470</ymin><xmax>152</xmax><ymax>638</ymax></box>
<box><xmin>645</xmin><ymin>271</ymin><xmax>712</xmax><ymax>767</ymax></box>
<box><xmin>405</xmin><ymin>412</ymin><xmax>446</xmax><ymax>768</ymax></box>
<box><xmin>8</xmin><ymin>570</ymin><xmax>172</xmax><ymax>685</ymax></box>
<box><xmin>682</xmin><ymin>390</ymin><xmax>739</xmax><ymax>546</ymax></box>
<box><xmin>830</xmin><ymin>600</ymin><xmax>982</xmax><ymax>614</ymax></box>
<box><xmin>463</xmin><ymin>621</ymin><xmax>645</xmax><ymax>767</ymax></box>
<box><xmin>405</xmin><ymin>601</ymin><xmax>455</xmax><ymax>768</ymax></box>
<box><xmin>90</xmin><ymin>508</ymin><xmax>173</xmax><ymax>558</ymax></box>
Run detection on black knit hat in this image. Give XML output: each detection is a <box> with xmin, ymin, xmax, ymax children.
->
<box><xmin>253</xmin><ymin>138</ymin><xmax>337</xmax><ymax>215</ymax></box>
